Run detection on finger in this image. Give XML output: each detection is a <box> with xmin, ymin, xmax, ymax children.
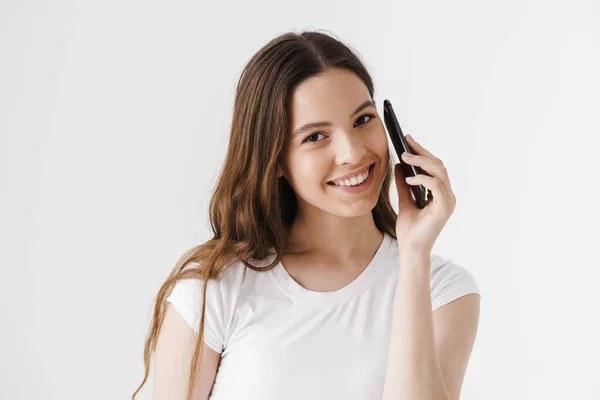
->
<box><xmin>394</xmin><ymin>163</ymin><xmax>415</xmax><ymax>210</ymax></box>
<box><xmin>406</xmin><ymin>135</ymin><xmax>444</xmax><ymax>166</ymax></box>
<box><xmin>405</xmin><ymin>174</ymin><xmax>454</xmax><ymax>212</ymax></box>
<box><xmin>401</xmin><ymin>152</ymin><xmax>453</xmax><ymax>196</ymax></box>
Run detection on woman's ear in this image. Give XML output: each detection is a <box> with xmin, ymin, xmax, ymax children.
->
<box><xmin>277</xmin><ymin>164</ymin><xmax>284</xmax><ymax>178</ymax></box>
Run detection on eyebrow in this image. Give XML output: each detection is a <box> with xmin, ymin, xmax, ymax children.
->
<box><xmin>291</xmin><ymin>99</ymin><xmax>376</xmax><ymax>139</ymax></box>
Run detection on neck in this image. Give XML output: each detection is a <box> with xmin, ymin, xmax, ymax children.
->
<box><xmin>284</xmin><ymin>212</ymin><xmax>384</xmax><ymax>263</ymax></box>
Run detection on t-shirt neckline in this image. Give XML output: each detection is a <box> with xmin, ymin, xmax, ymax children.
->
<box><xmin>268</xmin><ymin>232</ymin><xmax>392</xmax><ymax>306</ymax></box>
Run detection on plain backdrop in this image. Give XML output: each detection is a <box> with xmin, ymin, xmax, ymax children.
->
<box><xmin>1</xmin><ymin>0</ymin><xmax>599</xmax><ymax>399</ymax></box>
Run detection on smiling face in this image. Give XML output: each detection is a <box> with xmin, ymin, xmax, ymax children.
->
<box><xmin>277</xmin><ymin>67</ymin><xmax>390</xmax><ymax>218</ymax></box>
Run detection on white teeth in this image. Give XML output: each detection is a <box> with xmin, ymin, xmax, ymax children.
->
<box><xmin>332</xmin><ymin>166</ymin><xmax>370</xmax><ymax>187</ymax></box>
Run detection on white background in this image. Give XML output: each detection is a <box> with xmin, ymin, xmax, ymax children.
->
<box><xmin>2</xmin><ymin>0</ymin><xmax>599</xmax><ymax>399</ymax></box>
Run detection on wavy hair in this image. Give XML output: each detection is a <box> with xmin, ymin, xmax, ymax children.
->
<box><xmin>132</xmin><ymin>29</ymin><xmax>398</xmax><ymax>400</ymax></box>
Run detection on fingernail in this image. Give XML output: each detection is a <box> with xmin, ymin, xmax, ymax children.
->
<box><xmin>406</xmin><ymin>134</ymin><xmax>413</xmax><ymax>140</ymax></box>
<box><xmin>403</xmin><ymin>152</ymin><xmax>413</xmax><ymax>157</ymax></box>
<box><xmin>405</xmin><ymin>176</ymin><xmax>414</xmax><ymax>181</ymax></box>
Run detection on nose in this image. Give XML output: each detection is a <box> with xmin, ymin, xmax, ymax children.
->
<box><xmin>333</xmin><ymin>130</ymin><xmax>368</xmax><ymax>165</ymax></box>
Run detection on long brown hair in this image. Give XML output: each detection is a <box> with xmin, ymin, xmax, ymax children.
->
<box><xmin>132</xmin><ymin>29</ymin><xmax>398</xmax><ymax>400</ymax></box>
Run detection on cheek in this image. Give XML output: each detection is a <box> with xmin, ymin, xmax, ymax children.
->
<box><xmin>371</xmin><ymin>126</ymin><xmax>389</xmax><ymax>154</ymax></box>
<box><xmin>304</xmin><ymin>158</ymin><xmax>329</xmax><ymax>182</ymax></box>
<box><xmin>287</xmin><ymin>155</ymin><xmax>328</xmax><ymax>185</ymax></box>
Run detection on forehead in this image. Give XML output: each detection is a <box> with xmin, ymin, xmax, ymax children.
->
<box><xmin>289</xmin><ymin>68</ymin><xmax>371</xmax><ymax>127</ymax></box>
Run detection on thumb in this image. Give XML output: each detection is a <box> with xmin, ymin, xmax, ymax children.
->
<box><xmin>394</xmin><ymin>163</ymin><xmax>414</xmax><ymax>210</ymax></box>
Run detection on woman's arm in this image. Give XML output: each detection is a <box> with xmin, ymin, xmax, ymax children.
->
<box><xmin>381</xmin><ymin>250</ymin><xmax>480</xmax><ymax>400</ymax></box>
<box><xmin>153</xmin><ymin>303</ymin><xmax>221</xmax><ymax>400</ymax></box>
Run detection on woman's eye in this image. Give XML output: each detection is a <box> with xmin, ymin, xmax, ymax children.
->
<box><xmin>355</xmin><ymin>113</ymin><xmax>375</xmax><ymax>126</ymax></box>
<box><xmin>302</xmin><ymin>132</ymin><xmax>325</xmax><ymax>144</ymax></box>
<box><xmin>301</xmin><ymin>113</ymin><xmax>376</xmax><ymax>144</ymax></box>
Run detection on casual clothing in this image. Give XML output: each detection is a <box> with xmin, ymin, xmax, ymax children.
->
<box><xmin>166</xmin><ymin>231</ymin><xmax>480</xmax><ymax>399</ymax></box>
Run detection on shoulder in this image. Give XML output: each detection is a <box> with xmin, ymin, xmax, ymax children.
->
<box><xmin>429</xmin><ymin>254</ymin><xmax>481</xmax><ymax>310</ymax></box>
<box><xmin>168</xmin><ymin>259</ymin><xmax>249</xmax><ymax>305</ymax></box>
<box><xmin>165</xmin><ymin>259</ymin><xmax>251</xmax><ymax>352</ymax></box>
<box><xmin>168</xmin><ymin>254</ymin><xmax>278</xmax><ymax>312</ymax></box>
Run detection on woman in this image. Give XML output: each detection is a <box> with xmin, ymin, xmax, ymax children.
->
<box><xmin>133</xmin><ymin>30</ymin><xmax>481</xmax><ymax>400</ymax></box>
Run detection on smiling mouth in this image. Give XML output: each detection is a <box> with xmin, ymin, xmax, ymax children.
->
<box><xmin>327</xmin><ymin>163</ymin><xmax>375</xmax><ymax>186</ymax></box>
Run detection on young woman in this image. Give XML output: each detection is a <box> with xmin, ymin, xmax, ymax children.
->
<box><xmin>132</xmin><ymin>30</ymin><xmax>481</xmax><ymax>400</ymax></box>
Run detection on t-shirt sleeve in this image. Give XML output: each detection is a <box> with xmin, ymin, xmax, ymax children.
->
<box><xmin>166</xmin><ymin>266</ymin><xmax>225</xmax><ymax>354</ymax></box>
<box><xmin>429</xmin><ymin>254</ymin><xmax>481</xmax><ymax>311</ymax></box>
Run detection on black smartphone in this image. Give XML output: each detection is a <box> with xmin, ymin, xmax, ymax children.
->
<box><xmin>382</xmin><ymin>99</ymin><xmax>432</xmax><ymax>209</ymax></box>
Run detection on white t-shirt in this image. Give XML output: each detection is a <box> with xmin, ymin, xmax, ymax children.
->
<box><xmin>166</xmin><ymin>231</ymin><xmax>480</xmax><ymax>399</ymax></box>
